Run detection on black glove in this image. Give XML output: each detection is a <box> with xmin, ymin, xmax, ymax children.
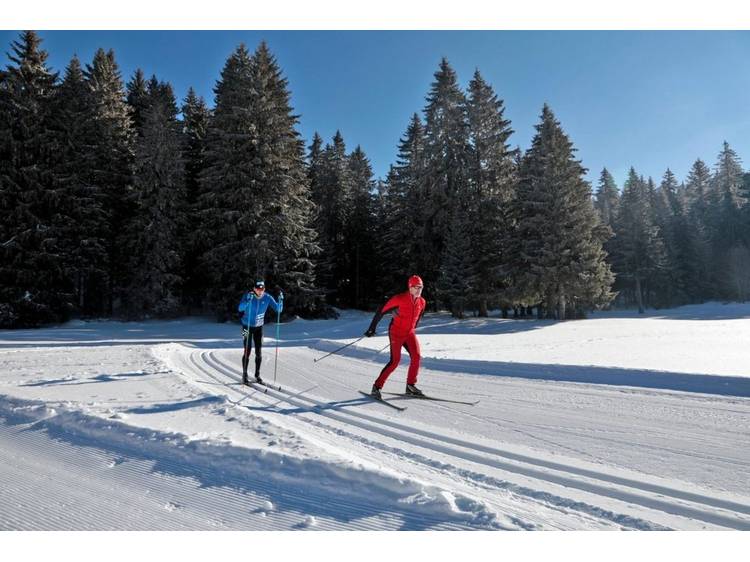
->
<box><xmin>242</xmin><ymin>327</ymin><xmax>249</xmax><ymax>338</ymax></box>
<box><xmin>364</xmin><ymin>329</ymin><xmax>375</xmax><ymax>337</ymax></box>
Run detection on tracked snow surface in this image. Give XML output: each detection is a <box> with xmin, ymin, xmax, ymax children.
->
<box><xmin>1</xmin><ymin>302</ymin><xmax>749</xmax><ymax>531</ymax></box>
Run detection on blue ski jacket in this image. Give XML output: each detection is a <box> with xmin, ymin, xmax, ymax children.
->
<box><xmin>238</xmin><ymin>292</ymin><xmax>282</xmax><ymax>328</ymax></box>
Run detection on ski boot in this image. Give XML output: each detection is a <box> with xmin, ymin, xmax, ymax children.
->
<box><xmin>405</xmin><ymin>384</ymin><xmax>424</xmax><ymax>397</ymax></box>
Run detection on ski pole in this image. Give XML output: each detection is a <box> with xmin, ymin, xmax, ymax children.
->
<box><xmin>313</xmin><ymin>336</ymin><xmax>365</xmax><ymax>363</ymax></box>
<box><xmin>243</xmin><ymin>293</ymin><xmax>251</xmax><ymax>375</ymax></box>
<box><xmin>273</xmin><ymin>290</ymin><xmax>283</xmax><ymax>383</ymax></box>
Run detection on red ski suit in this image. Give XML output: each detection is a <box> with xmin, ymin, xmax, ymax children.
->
<box><xmin>367</xmin><ymin>291</ymin><xmax>427</xmax><ymax>388</ymax></box>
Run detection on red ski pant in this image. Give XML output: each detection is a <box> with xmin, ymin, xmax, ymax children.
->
<box><xmin>374</xmin><ymin>330</ymin><xmax>421</xmax><ymax>388</ymax></box>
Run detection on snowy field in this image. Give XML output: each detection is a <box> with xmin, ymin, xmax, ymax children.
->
<box><xmin>1</xmin><ymin>302</ymin><xmax>749</xmax><ymax>547</ymax></box>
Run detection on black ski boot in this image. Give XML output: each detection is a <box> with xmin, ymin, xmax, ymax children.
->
<box><xmin>242</xmin><ymin>374</ymin><xmax>250</xmax><ymax>386</ymax></box>
<box><xmin>405</xmin><ymin>384</ymin><xmax>424</xmax><ymax>397</ymax></box>
<box><xmin>371</xmin><ymin>384</ymin><xmax>382</xmax><ymax>399</ymax></box>
<box><xmin>255</xmin><ymin>372</ymin><xmax>264</xmax><ymax>384</ymax></box>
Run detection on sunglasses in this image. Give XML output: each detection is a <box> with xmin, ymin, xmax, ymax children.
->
<box><xmin>254</xmin><ymin>286</ymin><xmax>265</xmax><ymax>291</ymax></box>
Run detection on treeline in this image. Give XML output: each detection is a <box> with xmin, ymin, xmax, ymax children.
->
<box><xmin>595</xmin><ymin>149</ymin><xmax>750</xmax><ymax>311</ymax></box>
<box><xmin>0</xmin><ymin>31</ymin><xmax>745</xmax><ymax>328</ymax></box>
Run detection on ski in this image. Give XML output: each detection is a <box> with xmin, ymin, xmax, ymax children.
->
<box><xmin>240</xmin><ymin>379</ymin><xmax>282</xmax><ymax>392</ymax></box>
<box><xmin>358</xmin><ymin>390</ymin><xmax>407</xmax><ymax>411</ymax></box>
<box><xmin>238</xmin><ymin>377</ymin><xmax>282</xmax><ymax>393</ymax></box>
<box><xmin>252</xmin><ymin>380</ymin><xmax>282</xmax><ymax>392</ymax></box>
<box><xmin>383</xmin><ymin>392</ymin><xmax>479</xmax><ymax>406</ymax></box>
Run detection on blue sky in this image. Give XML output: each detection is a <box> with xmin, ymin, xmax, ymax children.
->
<box><xmin>2</xmin><ymin>30</ymin><xmax>749</xmax><ymax>188</ymax></box>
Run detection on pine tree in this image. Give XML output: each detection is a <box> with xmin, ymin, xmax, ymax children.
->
<box><xmin>611</xmin><ymin>168</ymin><xmax>666</xmax><ymax>312</ymax></box>
<box><xmin>120</xmin><ymin>78</ymin><xmax>185</xmax><ymax>318</ymax></box>
<box><xmin>83</xmin><ymin>47</ymin><xmax>136</xmax><ymax>315</ymax></box>
<box><xmin>180</xmin><ymin>87</ymin><xmax>211</xmax><ymax>313</ymax></box>
<box><xmin>0</xmin><ymin>31</ymin><xmax>69</xmax><ymax>327</ymax></box>
<box><xmin>646</xmin><ymin>174</ymin><xmax>672</xmax><ymax>306</ymax></box>
<box><xmin>249</xmin><ymin>42</ymin><xmax>319</xmax><ymax>313</ymax></box>
<box><xmin>465</xmin><ymin>69</ymin><xmax>517</xmax><ymax>316</ymax></box>
<box><xmin>515</xmin><ymin>105</ymin><xmax>614</xmax><ymax>319</ymax></box>
<box><xmin>306</xmin><ymin>132</ymin><xmax>336</xmax><ymax>303</ymax></box>
<box><xmin>684</xmin><ymin>159</ymin><xmax>713</xmax><ymax>299</ymax></box>
<box><xmin>377</xmin><ymin>114</ymin><xmax>426</xmax><ymax>296</ymax></box>
<box><xmin>593</xmin><ymin>168</ymin><xmax>619</xmax><ymax>227</ymax></box>
<box><xmin>655</xmin><ymin>169</ymin><xmax>700</xmax><ymax>305</ymax></box>
<box><xmin>421</xmin><ymin>58</ymin><xmax>472</xmax><ymax>301</ymax></box>
<box><xmin>346</xmin><ymin>146</ymin><xmax>378</xmax><ymax>308</ymax></box>
<box><xmin>197</xmin><ymin>44</ymin><xmax>257</xmax><ymax>319</ymax></box>
<box><xmin>437</xmin><ymin>196</ymin><xmax>475</xmax><ymax>318</ymax></box>
<box><xmin>48</xmin><ymin>55</ymin><xmax>110</xmax><ymax>316</ymax></box>
<box><xmin>315</xmin><ymin>131</ymin><xmax>355</xmax><ymax>305</ymax></box>
<box><xmin>126</xmin><ymin>69</ymin><xmax>149</xmax><ymax>134</ymax></box>
<box><xmin>709</xmin><ymin>142</ymin><xmax>747</xmax><ymax>299</ymax></box>
<box><xmin>198</xmin><ymin>42</ymin><xmax>319</xmax><ymax>320</ymax></box>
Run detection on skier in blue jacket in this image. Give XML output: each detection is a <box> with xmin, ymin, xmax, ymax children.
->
<box><xmin>238</xmin><ymin>280</ymin><xmax>283</xmax><ymax>385</ymax></box>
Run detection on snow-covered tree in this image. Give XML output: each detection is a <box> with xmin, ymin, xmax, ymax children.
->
<box><xmin>83</xmin><ymin>47</ymin><xmax>136</xmax><ymax>314</ymax></box>
<box><xmin>515</xmin><ymin>104</ymin><xmax>614</xmax><ymax>319</ymax></box>
<box><xmin>465</xmin><ymin>69</ymin><xmax>517</xmax><ymax>316</ymax></box>
<box><xmin>0</xmin><ymin>31</ymin><xmax>68</xmax><ymax>327</ymax></box>
<box><xmin>120</xmin><ymin>78</ymin><xmax>185</xmax><ymax>318</ymax></box>
<box><xmin>180</xmin><ymin>87</ymin><xmax>211</xmax><ymax>313</ymax></box>
<box><xmin>198</xmin><ymin>42</ymin><xmax>319</xmax><ymax>320</ymax></box>
<box><xmin>611</xmin><ymin>168</ymin><xmax>666</xmax><ymax>312</ymax></box>
<box><xmin>420</xmin><ymin>58</ymin><xmax>473</xmax><ymax>300</ymax></box>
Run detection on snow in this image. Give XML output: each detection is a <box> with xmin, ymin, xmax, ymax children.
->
<box><xmin>1</xmin><ymin>302</ymin><xmax>749</xmax><ymax>545</ymax></box>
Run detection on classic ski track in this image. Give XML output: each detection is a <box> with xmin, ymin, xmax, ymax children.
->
<box><xmin>176</xmin><ymin>347</ymin><xmax>490</xmax><ymax>530</ymax></box>
<box><xmin>299</xmin><ymin>345</ymin><xmax>750</xmax><ymax>470</ymax></box>
<box><xmin>195</xmin><ymin>351</ymin><xmax>618</xmax><ymax>530</ymax></box>
<box><xmin>182</xmin><ymin>346</ymin><xmax>750</xmax><ymax>530</ymax></box>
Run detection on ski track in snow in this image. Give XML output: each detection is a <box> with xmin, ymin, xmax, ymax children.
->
<box><xmin>1</xmin><ymin>307</ymin><xmax>750</xmax><ymax>531</ymax></box>
<box><xmin>180</xmin><ymin>346</ymin><xmax>750</xmax><ymax>531</ymax></box>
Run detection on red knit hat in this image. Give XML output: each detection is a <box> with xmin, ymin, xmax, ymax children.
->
<box><xmin>408</xmin><ymin>275</ymin><xmax>423</xmax><ymax>288</ymax></box>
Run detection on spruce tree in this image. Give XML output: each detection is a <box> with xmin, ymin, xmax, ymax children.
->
<box><xmin>655</xmin><ymin>169</ymin><xmax>699</xmax><ymax>305</ymax></box>
<box><xmin>593</xmin><ymin>168</ymin><xmax>619</xmax><ymax>227</ymax></box>
<box><xmin>647</xmin><ymin>177</ymin><xmax>671</xmax><ymax>307</ymax></box>
<box><xmin>83</xmin><ymin>47</ymin><xmax>136</xmax><ymax>315</ymax></box>
<box><xmin>515</xmin><ymin>105</ymin><xmax>614</xmax><ymax>319</ymax></box>
<box><xmin>709</xmin><ymin>142</ymin><xmax>747</xmax><ymax>299</ymax></box>
<box><xmin>197</xmin><ymin>44</ymin><xmax>257</xmax><ymax>319</ymax></box>
<box><xmin>611</xmin><ymin>168</ymin><xmax>666</xmax><ymax>312</ymax></box>
<box><xmin>421</xmin><ymin>58</ymin><xmax>472</xmax><ymax>301</ymax></box>
<box><xmin>465</xmin><ymin>69</ymin><xmax>517</xmax><ymax>316</ymax></box>
<box><xmin>0</xmin><ymin>31</ymin><xmax>68</xmax><ymax>327</ymax></box>
<box><xmin>685</xmin><ymin>159</ymin><xmax>713</xmax><ymax>298</ymax></box>
<box><xmin>346</xmin><ymin>146</ymin><xmax>378</xmax><ymax>308</ymax></box>
<box><xmin>48</xmin><ymin>55</ymin><xmax>110</xmax><ymax>316</ymax></box>
<box><xmin>306</xmin><ymin>132</ymin><xmax>336</xmax><ymax>303</ymax></box>
<box><xmin>315</xmin><ymin>131</ymin><xmax>355</xmax><ymax>305</ymax></box>
<box><xmin>378</xmin><ymin>114</ymin><xmax>426</xmax><ymax>296</ymax></box>
<box><xmin>180</xmin><ymin>87</ymin><xmax>211</xmax><ymax>313</ymax></box>
<box><xmin>437</xmin><ymin>196</ymin><xmax>475</xmax><ymax>318</ymax></box>
<box><xmin>126</xmin><ymin>69</ymin><xmax>149</xmax><ymax>134</ymax></box>
<box><xmin>198</xmin><ymin>42</ymin><xmax>319</xmax><ymax>320</ymax></box>
<box><xmin>249</xmin><ymin>42</ymin><xmax>319</xmax><ymax>313</ymax></box>
<box><xmin>120</xmin><ymin>78</ymin><xmax>185</xmax><ymax>318</ymax></box>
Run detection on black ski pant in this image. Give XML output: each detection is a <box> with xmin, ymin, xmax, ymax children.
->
<box><xmin>242</xmin><ymin>326</ymin><xmax>264</xmax><ymax>376</ymax></box>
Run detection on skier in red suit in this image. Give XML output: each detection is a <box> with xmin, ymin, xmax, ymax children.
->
<box><xmin>364</xmin><ymin>275</ymin><xmax>426</xmax><ymax>399</ymax></box>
